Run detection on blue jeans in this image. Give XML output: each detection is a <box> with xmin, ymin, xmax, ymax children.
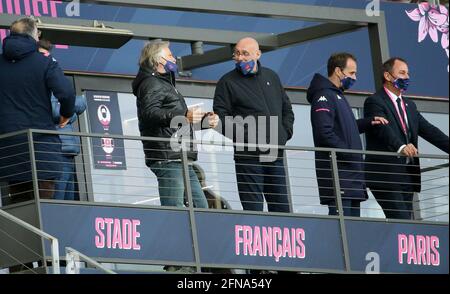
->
<box><xmin>54</xmin><ymin>156</ymin><xmax>75</xmax><ymax>200</ymax></box>
<box><xmin>150</xmin><ymin>161</ymin><xmax>208</xmax><ymax>208</ymax></box>
<box><xmin>235</xmin><ymin>157</ymin><xmax>290</xmax><ymax>212</ymax></box>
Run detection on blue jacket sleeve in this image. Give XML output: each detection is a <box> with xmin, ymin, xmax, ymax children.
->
<box><xmin>74</xmin><ymin>95</ymin><xmax>87</xmax><ymax>115</ymax></box>
<box><xmin>51</xmin><ymin>95</ymin><xmax>86</xmax><ymax>125</ymax></box>
<box><xmin>69</xmin><ymin>95</ymin><xmax>87</xmax><ymax>124</ymax></box>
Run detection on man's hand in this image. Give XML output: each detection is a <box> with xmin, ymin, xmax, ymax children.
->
<box><xmin>186</xmin><ymin>107</ymin><xmax>204</xmax><ymax>124</ymax></box>
<box><xmin>401</xmin><ymin>143</ymin><xmax>418</xmax><ymax>157</ymax></box>
<box><xmin>371</xmin><ymin>116</ymin><xmax>389</xmax><ymax>126</ymax></box>
<box><xmin>59</xmin><ymin>116</ymin><xmax>70</xmax><ymax>128</ymax></box>
<box><xmin>207</xmin><ymin>113</ymin><xmax>219</xmax><ymax>129</ymax></box>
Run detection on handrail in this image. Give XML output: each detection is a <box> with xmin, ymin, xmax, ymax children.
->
<box><xmin>65</xmin><ymin>247</ymin><xmax>116</xmax><ymax>274</ymax></box>
<box><xmin>1</xmin><ymin>128</ymin><xmax>447</xmax><ymax>273</ymax></box>
<box><xmin>0</xmin><ymin>209</ymin><xmax>60</xmax><ymax>274</ymax></box>
<box><xmin>22</xmin><ymin>129</ymin><xmax>450</xmax><ymax>160</ymax></box>
<box><xmin>421</xmin><ymin>163</ymin><xmax>449</xmax><ymax>173</ymax></box>
<box><xmin>0</xmin><ymin>129</ymin><xmax>29</xmax><ymax>140</ymax></box>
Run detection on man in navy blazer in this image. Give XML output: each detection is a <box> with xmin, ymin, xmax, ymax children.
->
<box><xmin>364</xmin><ymin>57</ymin><xmax>449</xmax><ymax>220</ymax></box>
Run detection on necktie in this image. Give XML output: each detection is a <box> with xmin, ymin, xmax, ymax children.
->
<box><xmin>396</xmin><ymin>97</ymin><xmax>409</xmax><ymax>144</ymax></box>
<box><xmin>396</xmin><ymin>97</ymin><xmax>413</xmax><ymax>164</ymax></box>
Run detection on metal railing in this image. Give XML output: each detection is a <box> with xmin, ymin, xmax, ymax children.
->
<box><xmin>0</xmin><ymin>208</ymin><xmax>60</xmax><ymax>274</ymax></box>
<box><xmin>65</xmin><ymin>247</ymin><xmax>116</xmax><ymax>274</ymax></box>
<box><xmin>0</xmin><ymin>128</ymin><xmax>448</xmax><ymax>273</ymax></box>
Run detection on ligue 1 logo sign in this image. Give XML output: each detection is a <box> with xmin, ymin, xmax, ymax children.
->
<box><xmin>101</xmin><ymin>138</ymin><xmax>115</xmax><ymax>154</ymax></box>
<box><xmin>98</xmin><ymin>105</ymin><xmax>111</xmax><ymax>131</ymax></box>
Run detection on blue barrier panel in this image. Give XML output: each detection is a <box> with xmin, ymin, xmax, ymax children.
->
<box><xmin>40</xmin><ymin>203</ymin><xmax>449</xmax><ymax>273</ymax></box>
<box><xmin>195</xmin><ymin>212</ymin><xmax>345</xmax><ymax>271</ymax></box>
<box><xmin>41</xmin><ymin>203</ymin><xmax>195</xmax><ymax>263</ymax></box>
<box><xmin>346</xmin><ymin>220</ymin><xmax>449</xmax><ymax>274</ymax></box>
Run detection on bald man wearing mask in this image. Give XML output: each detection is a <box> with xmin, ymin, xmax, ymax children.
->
<box><xmin>214</xmin><ymin>37</ymin><xmax>295</xmax><ymax>213</ymax></box>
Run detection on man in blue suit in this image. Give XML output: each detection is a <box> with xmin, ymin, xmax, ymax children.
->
<box><xmin>307</xmin><ymin>53</ymin><xmax>388</xmax><ymax>217</ymax></box>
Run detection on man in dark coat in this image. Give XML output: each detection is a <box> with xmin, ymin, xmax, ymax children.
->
<box><xmin>213</xmin><ymin>37</ymin><xmax>295</xmax><ymax>213</ymax></box>
<box><xmin>307</xmin><ymin>53</ymin><xmax>388</xmax><ymax>217</ymax></box>
<box><xmin>132</xmin><ymin>40</ymin><xmax>218</xmax><ymax>210</ymax></box>
<box><xmin>364</xmin><ymin>57</ymin><xmax>449</xmax><ymax>220</ymax></box>
<box><xmin>0</xmin><ymin>17</ymin><xmax>75</xmax><ymax>204</ymax></box>
<box><xmin>133</xmin><ymin>40</ymin><xmax>220</xmax><ymax>274</ymax></box>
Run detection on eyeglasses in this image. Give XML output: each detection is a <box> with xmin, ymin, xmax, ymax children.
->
<box><xmin>162</xmin><ymin>56</ymin><xmax>178</xmax><ymax>63</ymax></box>
<box><xmin>232</xmin><ymin>50</ymin><xmax>252</xmax><ymax>58</ymax></box>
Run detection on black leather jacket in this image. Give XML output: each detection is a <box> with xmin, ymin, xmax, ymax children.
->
<box><xmin>132</xmin><ymin>67</ymin><xmax>197</xmax><ymax>166</ymax></box>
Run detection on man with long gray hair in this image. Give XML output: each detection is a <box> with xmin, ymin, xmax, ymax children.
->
<box><xmin>132</xmin><ymin>40</ymin><xmax>218</xmax><ymax>209</ymax></box>
<box><xmin>132</xmin><ymin>41</ymin><xmax>220</xmax><ymax>273</ymax></box>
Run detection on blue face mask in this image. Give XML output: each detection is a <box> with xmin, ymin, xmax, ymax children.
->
<box><xmin>393</xmin><ymin>77</ymin><xmax>410</xmax><ymax>92</ymax></box>
<box><xmin>236</xmin><ymin>60</ymin><xmax>256</xmax><ymax>76</ymax></box>
<box><xmin>163</xmin><ymin>58</ymin><xmax>178</xmax><ymax>74</ymax></box>
<box><xmin>341</xmin><ymin>76</ymin><xmax>356</xmax><ymax>91</ymax></box>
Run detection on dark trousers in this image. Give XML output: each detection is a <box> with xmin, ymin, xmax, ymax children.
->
<box><xmin>328</xmin><ymin>199</ymin><xmax>361</xmax><ymax>217</ymax></box>
<box><xmin>371</xmin><ymin>188</ymin><xmax>414</xmax><ymax>220</ymax></box>
<box><xmin>235</xmin><ymin>157</ymin><xmax>290</xmax><ymax>212</ymax></box>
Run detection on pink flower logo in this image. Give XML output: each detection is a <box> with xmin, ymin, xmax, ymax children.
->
<box><xmin>407</xmin><ymin>3</ymin><xmax>449</xmax><ymax>71</ymax></box>
<box><xmin>406</xmin><ymin>3</ymin><xmax>448</xmax><ymax>43</ymax></box>
<box><xmin>436</xmin><ymin>5</ymin><xmax>449</xmax><ymax>49</ymax></box>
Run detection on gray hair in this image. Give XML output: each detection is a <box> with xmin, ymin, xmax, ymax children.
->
<box><xmin>10</xmin><ymin>17</ymin><xmax>38</xmax><ymax>40</ymax></box>
<box><xmin>139</xmin><ymin>40</ymin><xmax>169</xmax><ymax>70</ymax></box>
